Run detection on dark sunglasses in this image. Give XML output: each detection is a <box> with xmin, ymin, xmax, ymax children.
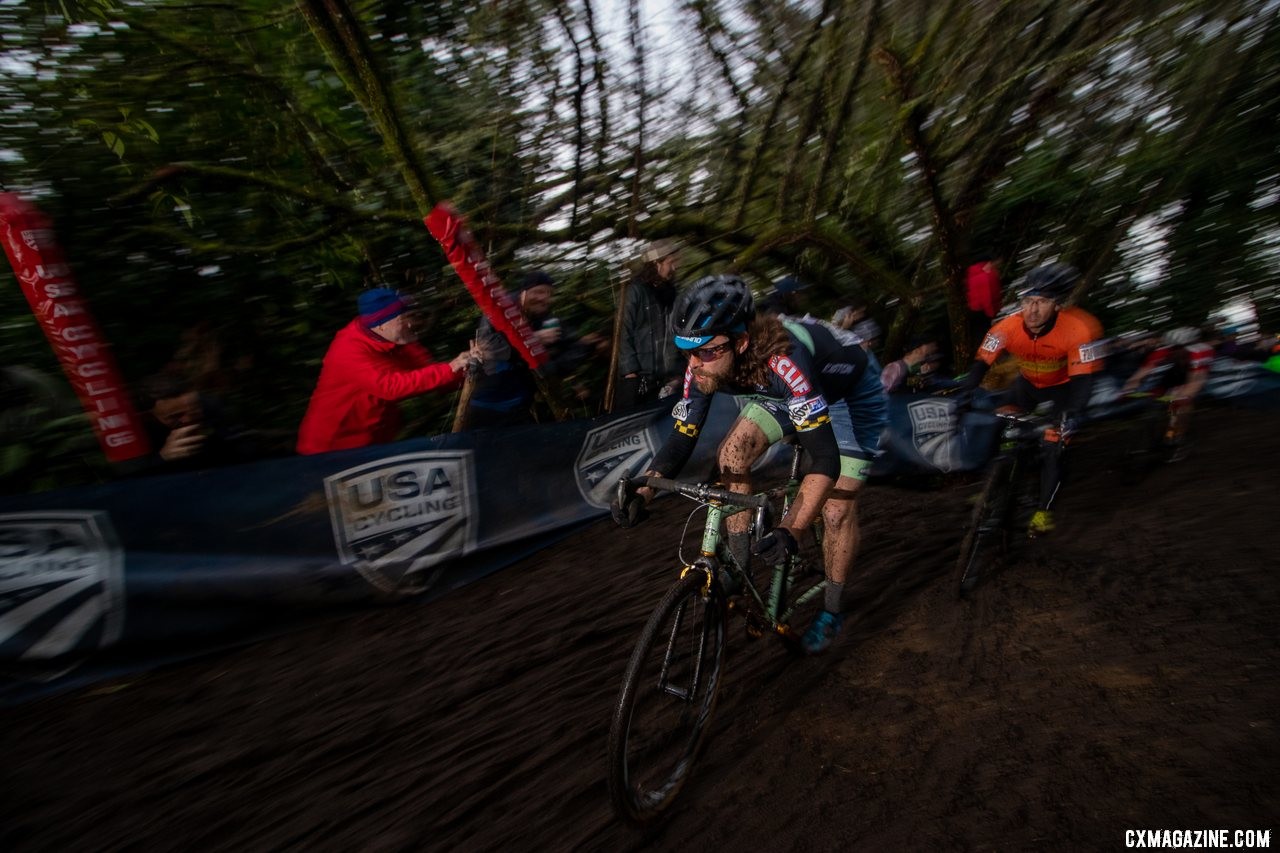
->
<box><xmin>682</xmin><ymin>341</ymin><xmax>733</xmax><ymax>362</ymax></box>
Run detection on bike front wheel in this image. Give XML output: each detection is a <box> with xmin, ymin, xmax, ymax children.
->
<box><xmin>607</xmin><ymin>569</ymin><xmax>727</xmax><ymax>823</ymax></box>
<box><xmin>956</xmin><ymin>456</ymin><xmax>1014</xmax><ymax>598</ymax></box>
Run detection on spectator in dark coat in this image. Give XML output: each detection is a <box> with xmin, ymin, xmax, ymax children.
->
<box><xmin>137</xmin><ymin>372</ymin><xmax>258</xmax><ymax>471</ymax></box>
<box><xmin>614</xmin><ymin>240</ymin><xmax>684</xmax><ymax>411</ymax></box>
<box><xmin>467</xmin><ymin>271</ymin><xmax>596</xmax><ymax>427</ymax></box>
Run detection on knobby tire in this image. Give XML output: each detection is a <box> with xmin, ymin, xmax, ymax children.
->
<box><xmin>956</xmin><ymin>456</ymin><xmax>1014</xmax><ymax>598</ymax></box>
<box><xmin>607</xmin><ymin>570</ymin><xmax>727</xmax><ymax>823</ymax></box>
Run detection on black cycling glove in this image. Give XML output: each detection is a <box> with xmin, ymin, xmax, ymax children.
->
<box><xmin>954</xmin><ymin>360</ymin><xmax>990</xmax><ymax>394</ymax></box>
<box><xmin>610</xmin><ymin>488</ymin><xmax>648</xmax><ymax>528</ymax></box>
<box><xmin>752</xmin><ymin>528</ymin><xmax>799</xmax><ymax>565</ymax></box>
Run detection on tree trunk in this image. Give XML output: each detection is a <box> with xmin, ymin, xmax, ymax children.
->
<box><xmin>604</xmin><ymin>272</ymin><xmax>631</xmax><ymax>413</ymax></box>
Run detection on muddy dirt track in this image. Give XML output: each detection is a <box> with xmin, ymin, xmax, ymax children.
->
<box><xmin>2</xmin><ymin>406</ymin><xmax>1278</xmax><ymax>851</ymax></box>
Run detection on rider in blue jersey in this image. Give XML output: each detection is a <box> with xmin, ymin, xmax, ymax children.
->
<box><xmin>611</xmin><ymin>275</ymin><xmax>889</xmax><ymax>653</ymax></box>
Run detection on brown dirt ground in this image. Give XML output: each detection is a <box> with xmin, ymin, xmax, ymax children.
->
<box><xmin>2</xmin><ymin>405</ymin><xmax>1278</xmax><ymax>851</ymax></box>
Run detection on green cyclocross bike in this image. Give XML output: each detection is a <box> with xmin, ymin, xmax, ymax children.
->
<box><xmin>606</xmin><ymin>445</ymin><xmax>825</xmax><ymax>824</ymax></box>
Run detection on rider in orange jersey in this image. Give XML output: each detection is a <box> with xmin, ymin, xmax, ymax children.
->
<box><xmin>955</xmin><ymin>263</ymin><xmax>1106</xmax><ymax>536</ymax></box>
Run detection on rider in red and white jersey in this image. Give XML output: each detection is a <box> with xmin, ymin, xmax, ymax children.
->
<box><xmin>1121</xmin><ymin>326</ymin><xmax>1214</xmax><ymax>458</ymax></box>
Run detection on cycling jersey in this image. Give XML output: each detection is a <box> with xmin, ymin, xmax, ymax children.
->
<box><xmin>1136</xmin><ymin>343</ymin><xmax>1213</xmax><ymax>394</ymax></box>
<box><xmin>1140</xmin><ymin>343</ymin><xmax>1214</xmax><ymax>375</ymax></box>
<box><xmin>651</xmin><ymin>318</ymin><xmax>883</xmax><ymax>481</ymax></box>
<box><xmin>976</xmin><ymin>306</ymin><xmax>1105</xmax><ymax>389</ymax></box>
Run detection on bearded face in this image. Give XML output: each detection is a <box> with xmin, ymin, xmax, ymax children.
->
<box><xmin>684</xmin><ymin>335</ymin><xmax>742</xmax><ymax>394</ymax></box>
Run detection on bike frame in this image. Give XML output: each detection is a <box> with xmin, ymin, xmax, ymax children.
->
<box><xmin>636</xmin><ymin>444</ymin><xmax>825</xmax><ymax>635</ymax></box>
<box><xmin>957</xmin><ymin>410</ymin><xmax>1055</xmax><ymax>596</ymax></box>
<box><xmin>978</xmin><ymin>411</ymin><xmax>1053</xmax><ymax>534</ymax></box>
<box><xmin>608</xmin><ymin>447</ymin><xmax>828</xmax><ymax>822</ymax></box>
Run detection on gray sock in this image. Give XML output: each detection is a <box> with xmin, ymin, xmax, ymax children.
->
<box><xmin>824</xmin><ymin>581</ymin><xmax>844</xmax><ymax>614</ymax></box>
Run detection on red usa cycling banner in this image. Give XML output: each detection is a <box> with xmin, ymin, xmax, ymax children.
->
<box><xmin>424</xmin><ymin>202</ymin><xmax>548</xmax><ymax>370</ymax></box>
<box><xmin>0</xmin><ymin>192</ymin><xmax>150</xmax><ymax>462</ymax></box>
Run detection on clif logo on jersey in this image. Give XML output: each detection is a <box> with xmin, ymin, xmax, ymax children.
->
<box><xmin>576</xmin><ymin>412</ymin><xmax>659</xmax><ymax>508</ymax></box>
<box><xmin>0</xmin><ymin>511</ymin><xmax>125</xmax><ymax>665</ymax></box>
<box><xmin>325</xmin><ymin>451</ymin><xmax>478</xmax><ymax>594</ymax></box>
<box><xmin>908</xmin><ymin>399</ymin><xmax>960</xmax><ymax>472</ymax></box>
<box><xmin>770</xmin><ymin>356</ymin><xmax>811</xmax><ymax>395</ymax></box>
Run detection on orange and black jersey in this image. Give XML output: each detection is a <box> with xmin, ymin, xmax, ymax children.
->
<box><xmin>977</xmin><ymin>306</ymin><xmax>1106</xmax><ymax>389</ymax></box>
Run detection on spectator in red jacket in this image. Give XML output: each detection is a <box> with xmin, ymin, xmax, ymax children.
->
<box><xmin>965</xmin><ymin>254</ymin><xmax>1003</xmax><ymax>353</ymax></box>
<box><xmin>296</xmin><ymin>287</ymin><xmax>478</xmax><ymax>455</ymax></box>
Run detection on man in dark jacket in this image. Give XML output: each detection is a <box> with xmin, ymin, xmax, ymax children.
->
<box><xmin>466</xmin><ymin>271</ymin><xmax>595</xmax><ymax>427</ymax></box>
<box><xmin>297</xmin><ymin>287</ymin><xmax>475</xmax><ymax>454</ymax></box>
<box><xmin>614</xmin><ymin>239</ymin><xmax>684</xmax><ymax>411</ymax></box>
<box><xmin>137</xmin><ymin>372</ymin><xmax>259</xmax><ymax>471</ymax></box>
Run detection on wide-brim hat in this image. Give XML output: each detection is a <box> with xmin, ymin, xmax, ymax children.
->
<box><xmin>643</xmin><ymin>238</ymin><xmax>682</xmax><ymax>264</ymax></box>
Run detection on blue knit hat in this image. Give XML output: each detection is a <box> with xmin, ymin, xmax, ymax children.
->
<box><xmin>358</xmin><ymin>287</ymin><xmax>409</xmax><ymax>327</ymax></box>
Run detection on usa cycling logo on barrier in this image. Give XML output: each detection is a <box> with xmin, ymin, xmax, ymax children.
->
<box><xmin>576</xmin><ymin>412</ymin><xmax>659</xmax><ymax>508</ymax></box>
<box><xmin>0</xmin><ymin>511</ymin><xmax>125</xmax><ymax>667</ymax></box>
<box><xmin>325</xmin><ymin>451</ymin><xmax>478</xmax><ymax>594</ymax></box>
<box><xmin>908</xmin><ymin>399</ymin><xmax>960</xmax><ymax>472</ymax></box>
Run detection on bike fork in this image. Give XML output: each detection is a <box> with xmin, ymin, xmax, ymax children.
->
<box><xmin>659</xmin><ymin>594</ymin><xmax>707</xmax><ymax>702</ymax></box>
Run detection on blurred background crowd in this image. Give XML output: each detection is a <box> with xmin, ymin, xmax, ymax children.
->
<box><xmin>1</xmin><ymin>0</ymin><xmax>1278</xmax><ymax>492</ymax></box>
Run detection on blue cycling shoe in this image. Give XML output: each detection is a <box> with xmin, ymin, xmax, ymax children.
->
<box><xmin>801</xmin><ymin>610</ymin><xmax>845</xmax><ymax>655</ymax></box>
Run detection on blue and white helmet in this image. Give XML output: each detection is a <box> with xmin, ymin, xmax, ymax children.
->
<box><xmin>671</xmin><ymin>275</ymin><xmax>754</xmax><ymax>350</ymax></box>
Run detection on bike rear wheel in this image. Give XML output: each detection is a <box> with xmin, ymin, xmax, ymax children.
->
<box><xmin>607</xmin><ymin>569</ymin><xmax>727</xmax><ymax>823</ymax></box>
<box><xmin>956</xmin><ymin>456</ymin><xmax>1014</xmax><ymax>598</ymax></box>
